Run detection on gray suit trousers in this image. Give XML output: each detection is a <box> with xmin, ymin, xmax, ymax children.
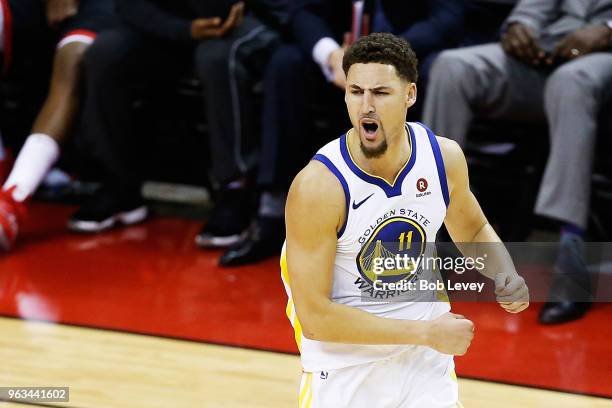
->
<box><xmin>423</xmin><ymin>43</ymin><xmax>612</xmax><ymax>228</ymax></box>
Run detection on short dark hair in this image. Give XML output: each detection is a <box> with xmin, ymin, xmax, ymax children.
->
<box><xmin>342</xmin><ymin>33</ymin><xmax>418</xmax><ymax>83</ymax></box>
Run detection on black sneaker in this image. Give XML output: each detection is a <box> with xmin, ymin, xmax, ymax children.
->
<box><xmin>67</xmin><ymin>188</ymin><xmax>148</xmax><ymax>233</ymax></box>
<box><xmin>195</xmin><ymin>188</ymin><xmax>252</xmax><ymax>248</ymax></box>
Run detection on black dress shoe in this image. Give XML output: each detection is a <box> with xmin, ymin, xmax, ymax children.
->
<box><xmin>538</xmin><ymin>301</ymin><xmax>591</xmax><ymax>325</ymax></box>
<box><xmin>219</xmin><ymin>216</ymin><xmax>284</xmax><ymax>267</ymax></box>
<box><xmin>539</xmin><ymin>235</ymin><xmax>592</xmax><ymax>325</ymax></box>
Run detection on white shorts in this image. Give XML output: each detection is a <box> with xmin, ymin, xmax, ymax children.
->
<box><xmin>297</xmin><ymin>347</ymin><xmax>462</xmax><ymax>408</ymax></box>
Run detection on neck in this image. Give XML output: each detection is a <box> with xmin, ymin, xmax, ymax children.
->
<box><xmin>348</xmin><ymin>125</ymin><xmax>410</xmax><ymax>185</ymax></box>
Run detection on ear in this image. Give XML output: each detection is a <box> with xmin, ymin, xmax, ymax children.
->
<box><xmin>406</xmin><ymin>82</ymin><xmax>417</xmax><ymax>107</ymax></box>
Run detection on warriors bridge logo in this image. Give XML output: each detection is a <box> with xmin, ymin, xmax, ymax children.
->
<box><xmin>355</xmin><ymin>216</ymin><xmax>427</xmax><ymax>298</ymax></box>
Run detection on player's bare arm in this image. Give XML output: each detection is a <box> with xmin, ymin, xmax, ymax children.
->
<box><xmin>285</xmin><ymin>160</ymin><xmax>474</xmax><ymax>355</ymax></box>
<box><xmin>440</xmin><ymin>137</ymin><xmax>529</xmax><ymax>313</ymax></box>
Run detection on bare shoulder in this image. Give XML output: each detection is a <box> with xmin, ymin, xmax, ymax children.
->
<box><xmin>436</xmin><ymin>136</ymin><xmax>468</xmax><ymax>194</ymax></box>
<box><xmin>437</xmin><ymin>136</ymin><xmax>464</xmax><ymax>168</ymax></box>
<box><xmin>286</xmin><ymin>160</ymin><xmax>346</xmax><ymax>232</ymax></box>
<box><xmin>289</xmin><ymin>160</ymin><xmax>345</xmax><ymax>204</ymax></box>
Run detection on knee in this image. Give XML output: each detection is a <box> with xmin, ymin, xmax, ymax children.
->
<box><xmin>194</xmin><ymin>39</ymin><xmax>231</xmax><ymax>75</ymax></box>
<box><xmin>545</xmin><ymin>63</ymin><xmax>598</xmax><ymax>104</ymax></box>
<box><xmin>429</xmin><ymin>50</ymin><xmax>474</xmax><ymax>88</ymax></box>
<box><xmin>55</xmin><ymin>41</ymin><xmax>88</xmax><ymax>65</ymax></box>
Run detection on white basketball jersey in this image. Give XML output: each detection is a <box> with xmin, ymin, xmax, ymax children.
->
<box><xmin>281</xmin><ymin>122</ymin><xmax>452</xmax><ymax>372</ymax></box>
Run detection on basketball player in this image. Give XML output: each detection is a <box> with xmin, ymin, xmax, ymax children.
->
<box><xmin>0</xmin><ymin>0</ymin><xmax>115</xmax><ymax>251</ymax></box>
<box><xmin>282</xmin><ymin>33</ymin><xmax>529</xmax><ymax>407</ymax></box>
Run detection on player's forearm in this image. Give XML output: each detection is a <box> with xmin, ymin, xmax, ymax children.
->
<box><xmin>300</xmin><ymin>300</ymin><xmax>430</xmax><ymax>346</ymax></box>
<box><xmin>457</xmin><ymin>223</ymin><xmax>517</xmax><ymax>280</ymax></box>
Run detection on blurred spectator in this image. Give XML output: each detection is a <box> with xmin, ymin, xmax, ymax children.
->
<box><xmin>423</xmin><ymin>0</ymin><xmax>612</xmax><ymax>324</ymax></box>
<box><xmin>462</xmin><ymin>0</ymin><xmax>517</xmax><ymax>45</ymax></box>
<box><xmin>0</xmin><ymin>0</ymin><xmax>115</xmax><ymax>251</ymax></box>
<box><xmin>220</xmin><ymin>0</ymin><xmax>466</xmax><ymax>266</ymax></box>
<box><xmin>73</xmin><ymin>0</ymin><xmax>287</xmax><ymax>241</ymax></box>
<box><xmin>373</xmin><ymin>1</ymin><xmax>466</xmax><ymax>117</ymax></box>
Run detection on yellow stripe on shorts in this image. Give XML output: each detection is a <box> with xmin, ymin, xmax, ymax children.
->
<box><xmin>280</xmin><ymin>248</ymin><xmax>303</xmax><ymax>351</ymax></box>
<box><xmin>298</xmin><ymin>372</ymin><xmax>313</xmax><ymax>408</ymax></box>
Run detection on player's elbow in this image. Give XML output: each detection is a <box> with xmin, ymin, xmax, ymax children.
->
<box><xmin>297</xmin><ymin>301</ymin><xmax>335</xmax><ymax>341</ymax></box>
<box><xmin>301</xmin><ymin>319</ymin><xmax>330</xmax><ymax>341</ymax></box>
<box><xmin>301</xmin><ymin>324</ymin><xmax>320</xmax><ymax>340</ymax></box>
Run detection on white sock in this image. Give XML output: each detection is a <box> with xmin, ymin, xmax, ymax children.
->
<box><xmin>3</xmin><ymin>133</ymin><xmax>60</xmax><ymax>201</ymax></box>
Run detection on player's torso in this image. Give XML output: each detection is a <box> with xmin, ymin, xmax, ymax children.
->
<box><xmin>281</xmin><ymin>122</ymin><xmax>452</xmax><ymax>371</ymax></box>
<box><xmin>314</xmin><ymin>122</ymin><xmax>450</xmax><ymax>318</ymax></box>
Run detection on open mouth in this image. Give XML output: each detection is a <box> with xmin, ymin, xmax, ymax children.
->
<box><xmin>361</xmin><ymin>119</ymin><xmax>379</xmax><ymax>139</ymax></box>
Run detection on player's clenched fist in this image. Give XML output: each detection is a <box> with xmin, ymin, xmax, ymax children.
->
<box><xmin>426</xmin><ymin>313</ymin><xmax>474</xmax><ymax>356</ymax></box>
<box><xmin>495</xmin><ymin>272</ymin><xmax>529</xmax><ymax>314</ymax></box>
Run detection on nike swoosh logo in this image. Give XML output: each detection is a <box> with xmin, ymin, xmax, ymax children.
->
<box><xmin>352</xmin><ymin>193</ymin><xmax>374</xmax><ymax>210</ymax></box>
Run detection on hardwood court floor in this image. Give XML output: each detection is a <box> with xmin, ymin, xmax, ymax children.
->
<box><xmin>2</xmin><ymin>202</ymin><xmax>612</xmax><ymax>399</ymax></box>
<box><xmin>1</xmin><ymin>317</ymin><xmax>611</xmax><ymax>408</ymax></box>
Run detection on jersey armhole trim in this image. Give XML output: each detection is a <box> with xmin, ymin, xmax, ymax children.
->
<box><xmin>418</xmin><ymin>122</ymin><xmax>450</xmax><ymax>208</ymax></box>
<box><xmin>312</xmin><ymin>154</ymin><xmax>350</xmax><ymax>238</ymax></box>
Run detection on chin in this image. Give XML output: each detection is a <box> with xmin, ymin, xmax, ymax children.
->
<box><xmin>360</xmin><ymin>137</ymin><xmax>388</xmax><ymax>159</ymax></box>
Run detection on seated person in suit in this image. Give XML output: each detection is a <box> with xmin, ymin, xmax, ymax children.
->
<box><xmin>423</xmin><ymin>0</ymin><xmax>612</xmax><ymax>324</ymax></box>
<box><xmin>74</xmin><ymin>0</ymin><xmax>287</xmax><ymax>245</ymax></box>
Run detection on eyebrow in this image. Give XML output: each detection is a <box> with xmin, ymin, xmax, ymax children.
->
<box><xmin>349</xmin><ymin>85</ymin><xmax>393</xmax><ymax>91</ymax></box>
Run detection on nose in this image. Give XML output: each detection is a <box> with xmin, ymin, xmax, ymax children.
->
<box><xmin>361</xmin><ymin>91</ymin><xmax>375</xmax><ymax>114</ymax></box>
